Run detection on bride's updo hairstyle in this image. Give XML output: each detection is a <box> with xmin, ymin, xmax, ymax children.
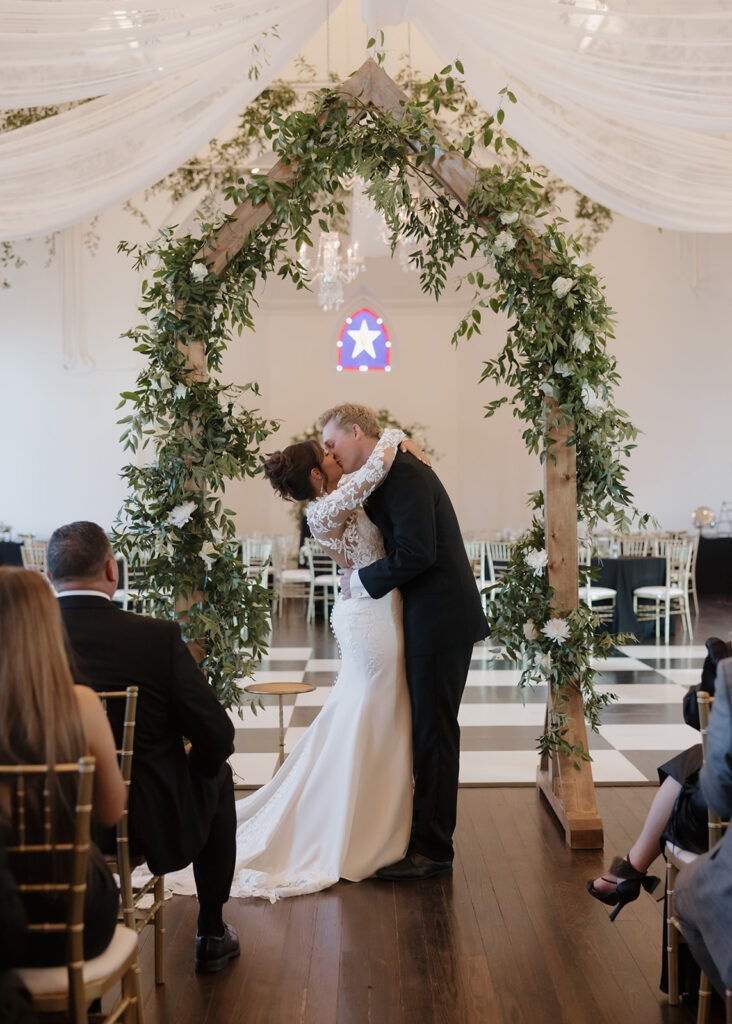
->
<box><xmin>263</xmin><ymin>440</ymin><xmax>323</xmax><ymax>502</ymax></box>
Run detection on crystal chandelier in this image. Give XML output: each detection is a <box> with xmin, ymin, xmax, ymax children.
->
<box><xmin>297</xmin><ymin>232</ymin><xmax>365</xmax><ymax>312</ymax></box>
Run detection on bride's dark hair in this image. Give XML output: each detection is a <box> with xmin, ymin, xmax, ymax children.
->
<box><xmin>263</xmin><ymin>440</ymin><xmax>323</xmax><ymax>502</ymax></box>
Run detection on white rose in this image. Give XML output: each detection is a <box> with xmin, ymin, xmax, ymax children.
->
<box><xmin>552</xmin><ymin>276</ymin><xmax>576</xmax><ymax>298</ymax></box>
<box><xmin>541</xmin><ymin>617</ymin><xmax>571</xmax><ymax>645</ymax></box>
<box><xmin>534</xmin><ymin>652</ymin><xmax>552</xmax><ymax>674</ymax></box>
<box><xmin>159</xmin><ymin>373</ymin><xmax>173</xmax><ymax>391</ymax></box>
<box><xmin>168</xmin><ymin>500</ymin><xmax>197</xmax><ymax>528</ymax></box>
<box><xmin>554</xmin><ymin>361</ymin><xmax>572</xmax><ymax>378</ymax></box>
<box><xmin>523</xmin><ymin>620</ymin><xmax>538</xmax><ymax>641</ymax></box>
<box><xmin>573</xmin><ymin>330</ymin><xmax>591</xmax><ymax>354</ymax></box>
<box><xmin>191</xmin><ymin>262</ymin><xmax>209</xmax><ymax>282</ymax></box>
<box><xmin>493</xmin><ymin>230</ymin><xmax>516</xmax><ymax>257</ymax></box>
<box><xmin>539</xmin><ymin>381</ymin><xmax>556</xmax><ymax>398</ymax></box>
<box><xmin>173</xmin><ymin>383</ymin><xmax>188</xmax><ymax>400</ymax></box>
<box><xmin>500</xmin><ymin>211</ymin><xmax>519</xmax><ymax>225</ymax></box>
<box><xmin>525</xmin><ymin>548</ymin><xmax>548</xmax><ymax>576</ymax></box>
<box><xmin>581</xmin><ymin>382</ymin><xmax>604</xmax><ymax>415</ymax></box>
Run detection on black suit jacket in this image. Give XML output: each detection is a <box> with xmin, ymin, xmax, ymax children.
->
<box><xmin>59</xmin><ymin>595</ymin><xmax>234</xmax><ymax>876</ymax></box>
<box><xmin>358</xmin><ymin>451</ymin><xmax>488</xmax><ymax>656</ymax></box>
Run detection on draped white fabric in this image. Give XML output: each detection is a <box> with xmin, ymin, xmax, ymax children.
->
<box><xmin>0</xmin><ymin>0</ymin><xmax>731</xmax><ymax>240</ymax></box>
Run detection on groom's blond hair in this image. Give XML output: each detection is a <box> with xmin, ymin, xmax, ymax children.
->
<box><xmin>317</xmin><ymin>403</ymin><xmax>380</xmax><ymax>438</ymax></box>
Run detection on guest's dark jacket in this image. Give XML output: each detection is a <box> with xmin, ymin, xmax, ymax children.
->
<box><xmin>683</xmin><ymin>637</ymin><xmax>732</xmax><ymax>730</ymax></box>
<box><xmin>677</xmin><ymin>658</ymin><xmax>732</xmax><ymax>990</ymax></box>
<box><xmin>59</xmin><ymin>595</ymin><xmax>234</xmax><ymax>876</ymax></box>
<box><xmin>359</xmin><ymin>451</ymin><xmax>489</xmax><ymax>656</ymax></box>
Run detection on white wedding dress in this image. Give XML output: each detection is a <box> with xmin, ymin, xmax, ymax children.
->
<box><xmin>159</xmin><ymin>429</ymin><xmax>413</xmax><ymax>902</ymax></box>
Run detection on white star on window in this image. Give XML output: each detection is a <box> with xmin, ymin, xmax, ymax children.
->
<box><xmin>347</xmin><ymin>318</ymin><xmax>381</xmax><ymax>359</ymax></box>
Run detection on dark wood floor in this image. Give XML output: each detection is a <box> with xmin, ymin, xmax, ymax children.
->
<box><xmin>128</xmin><ymin>596</ymin><xmax>732</xmax><ymax>1023</ymax></box>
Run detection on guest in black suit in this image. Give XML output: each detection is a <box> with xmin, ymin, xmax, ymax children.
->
<box><xmin>47</xmin><ymin>522</ymin><xmax>239</xmax><ymax>974</ymax></box>
<box><xmin>320</xmin><ymin>404</ymin><xmax>488</xmax><ymax>879</ymax></box>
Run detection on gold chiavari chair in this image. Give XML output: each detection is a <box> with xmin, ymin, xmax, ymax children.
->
<box><xmin>666</xmin><ymin>693</ymin><xmax>730</xmax><ymax>1022</ymax></box>
<box><xmin>5</xmin><ymin>757</ymin><xmax>142</xmax><ymax>1024</ymax></box>
<box><xmin>20</xmin><ymin>541</ymin><xmax>49</xmax><ymax>575</ymax></box>
<box><xmin>99</xmin><ymin>688</ymin><xmax>165</xmax><ymax>987</ymax></box>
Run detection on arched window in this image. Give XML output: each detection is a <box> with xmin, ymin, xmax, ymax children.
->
<box><xmin>336</xmin><ymin>307</ymin><xmax>391</xmax><ymax>372</ymax></box>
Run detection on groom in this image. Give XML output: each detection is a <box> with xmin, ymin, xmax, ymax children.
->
<box><xmin>319</xmin><ymin>403</ymin><xmax>488</xmax><ymax>879</ymax></box>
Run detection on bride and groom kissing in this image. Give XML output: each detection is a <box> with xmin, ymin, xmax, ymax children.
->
<box><xmin>168</xmin><ymin>402</ymin><xmax>488</xmax><ymax>903</ymax></box>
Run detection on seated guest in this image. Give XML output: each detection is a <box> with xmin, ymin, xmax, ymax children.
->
<box><xmin>587</xmin><ymin>637</ymin><xmax>730</xmax><ymax>918</ymax></box>
<box><xmin>0</xmin><ymin>567</ymin><xmax>124</xmax><ymax>967</ymax></box>
<box><xmin>47</xmin><ymin>522</ymin><xmax>239</xmax><ymax>974</ymax></box>
<box><xmin>674</xmin><ymin>657</ymin><xmax>732</xmax><ymax>999</ymax></box>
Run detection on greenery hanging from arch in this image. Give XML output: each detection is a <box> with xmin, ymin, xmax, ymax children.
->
<box><xmin>115</xmin><ymin>48</ymin><xmax>648</xmax><ymax>757</ymax></box>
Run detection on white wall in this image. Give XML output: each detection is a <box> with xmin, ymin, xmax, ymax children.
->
<box><xmin>1</xmin><ymin>209</ymin><xmax>730</xmax><ymax>542</ymax></box>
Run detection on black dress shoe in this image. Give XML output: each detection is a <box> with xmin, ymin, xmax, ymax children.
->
<box><xmin>195</xmin><ymin>923</ymin><xmax>240</xmax><ymax>974</ymax></box>
<box><xmin>375</xmin><ymin>853</ymin><xmax>453</xmax><ymax>881</ymax></box>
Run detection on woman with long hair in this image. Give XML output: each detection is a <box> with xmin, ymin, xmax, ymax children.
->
<box><xmin>0</xmin><ymin>566</ymin><xmax>125</xmax><ymax>966</ymax></box>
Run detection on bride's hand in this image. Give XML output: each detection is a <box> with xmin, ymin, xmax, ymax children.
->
<box><xmin>399</xmin><ymin>437</ymin><xmax>431</xmax><ymax>467</ymax></box>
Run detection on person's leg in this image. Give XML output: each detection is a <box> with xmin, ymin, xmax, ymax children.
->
<box><xmin>592</xmin><ymin>775</ymin><xmax>681</xmax><ymax>893</ymax></box>
<box><xmin>192</xmin><ymin>763</ymin><xmax>236</xmax><ymax>937</ymax></box>
<box><xmin>406</xmin><ymin>644</ymin><xmax>473</xmax><ymax>863</ymax></box>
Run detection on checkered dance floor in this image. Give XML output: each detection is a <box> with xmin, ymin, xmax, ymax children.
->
<box><xmin>228</xmin><ymin>631</ymin><xmax>705</xmax><ymax>787</ymax></box>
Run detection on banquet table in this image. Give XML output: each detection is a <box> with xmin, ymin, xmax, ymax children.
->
<box><xmin>593</xmin><ymin>555</ymin><xmax>668</xmax><ymax>641</ymax></box>
<box><xmin>696</xmin><ymin>536</ymin><xmax>732</xmax><ymax>594</ymax></box>
<box><xmin>0</xmin><ymin>541</ymin><xmax>23</xmax><ymax>566</ymax></box>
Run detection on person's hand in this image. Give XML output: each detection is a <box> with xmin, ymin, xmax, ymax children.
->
<box><xmin>339</xmin><ymin>567</ymin><xmax>353</xmax><ymax>600</ymax></box>
<box><xmin>399</xmin><ymin>437</ymin><xmax>431</xmax><ymax>467</ymax></box>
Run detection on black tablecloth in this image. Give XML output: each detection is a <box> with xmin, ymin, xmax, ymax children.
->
<box><xmin>594</xmin><ymin>555</ymin><xmax>668</xmax><ymax>641</ymax></box>
<box><xmin>0</xmin><ymin>541</ymin><xmax>23</xmax><ymax>566</ymax></box>
<box><xmin>696</xmin><ymin>536</ymin><xmax>732</xmax><ymax>595</ymax></box>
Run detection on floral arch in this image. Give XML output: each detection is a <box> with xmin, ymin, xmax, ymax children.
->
<box><xmin>116</xmin><ymin>56</ymin><xmax>647</xmax><ymax>847</ymax></box>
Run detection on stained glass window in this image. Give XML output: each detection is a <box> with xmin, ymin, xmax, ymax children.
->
<box><xmin>336</xmin><ymin>307</ymin><xmax>391</xmax><ymax>372</ymax></box>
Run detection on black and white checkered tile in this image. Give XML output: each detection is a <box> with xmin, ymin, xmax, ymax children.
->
<box><xmin>228</xmin><ymin>641</ymin><xmax>704</xmax><ymax>787</ymax></box>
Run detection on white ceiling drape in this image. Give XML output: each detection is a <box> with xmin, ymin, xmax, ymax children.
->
<box><xmin>0</xmin><ymin>0</ymin><xmax>731</xmax><ymax>240</ymax></box>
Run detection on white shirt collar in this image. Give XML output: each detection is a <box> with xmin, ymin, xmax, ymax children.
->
<box><xmin>56</xmin><ymin>589</ymin><xmax>112</xmax><ymax>600</ymax></box>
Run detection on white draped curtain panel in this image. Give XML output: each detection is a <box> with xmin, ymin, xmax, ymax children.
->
<box><xmin>1</xmin><ymin>0</ymin><xmax>731</xmax><ymax>240</ymax></box>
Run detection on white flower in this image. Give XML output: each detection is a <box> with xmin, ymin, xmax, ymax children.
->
<box><xmin>493</xmin><ymin>230</ymin><xmax>516</xmax><ymax>256</ymax></box>
<box><xmin>552</xmin><ymin>276</ymin><xmax>576</xmax><ymax>298</ymax></box>
<box><xmin>525</xmin><ymin>548</ymin><xmax>548</xmax><ymax>576</ymax></box>
<box><xmin>573</xmin><ymin>330</ymin><xmax>591</xmax><ymax>354</ymax></box>
<box><xmin>168</xmin><ymin>500</ymin><xmax>197</xmax><ymax>528</ymax></box>
<box><xmin>159</xmin><ymin>373</ymin><xmax>173</xmax><ymax>391</ymax></box>
<box><xmin>500</xmin><ymin>211</ymin><xmax>519</xmax><ymax>225</ymax></box>
<box><xmin>534</xmin><ymin>652</ymin><xmax>552</xmax><ymax>673</ymax></box>
<box><xmin>539</xmin><ymin>381</ymin><xmax>556</xmax><ymax>397</ymax></box>
<box><xmin>581</xmin><ymin>382</ymin><xmax>604</xmax><ymax>415</ymax></box>
<box><xmin>191</xmin><ymin>262</ymin><xmax>209</xmax><ymax>282</ymax></box>
<box><xmin>523</xmin><ymin>620</ymin><xmax>539</xmax><ymax>641</ymax></box>
<box><xmin>173</xmin><ymin>383</ymin><xmax>188</xmax><ymax>400</ymax></box>
<box><xmin>553</xmin><ymin>361</ymin><xmax>572</xmax><ymax>378</ymax></box>
<box><xmin>541</xmin><ymin>617</ymin><xmax>571</xmax><ymax>645</ymax></box>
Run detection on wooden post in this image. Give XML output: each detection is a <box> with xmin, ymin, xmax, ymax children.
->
<box><xmin>536</xmin><ymin>401</ymin><xmax>603</xmax><ymax>849</ymax></box>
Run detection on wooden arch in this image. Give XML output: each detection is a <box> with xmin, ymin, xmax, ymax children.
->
<box><xmin>188</xmin><ymin>58</ymin><xmax>603</xmax><ymax>850</ymax></box>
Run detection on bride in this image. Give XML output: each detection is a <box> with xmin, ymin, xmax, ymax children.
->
<box><xmin>161</xmin><ymin>427</ymin><xmax>419</xmax><ymax>901</ymax></box>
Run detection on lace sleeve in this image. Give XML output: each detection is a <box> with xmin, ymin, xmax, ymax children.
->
<box><xmin>306</xmin><ymin>428</ymin><xmax>405</xmax><ymax>555</ymax></box>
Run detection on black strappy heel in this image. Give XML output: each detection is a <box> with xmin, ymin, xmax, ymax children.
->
<box><xmin>586</xmin><ymin>855</ymin><xmax>661</xmax><ymax>921</ymax></box>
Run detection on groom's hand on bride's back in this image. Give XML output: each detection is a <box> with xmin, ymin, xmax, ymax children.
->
<box><xmin>339</xmin><ymin>567</ymin><xmax>352</xmax><ymax>599</ymax></box>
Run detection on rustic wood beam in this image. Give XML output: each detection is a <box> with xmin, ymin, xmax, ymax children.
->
<box><xmin>536</xmin><ymin>400</ymin><xmax>603</xmax><ymax>849</ymax></box>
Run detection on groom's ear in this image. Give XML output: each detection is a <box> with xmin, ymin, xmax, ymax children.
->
<box><xmin>352</xmin><ymin>424</ymin><xmax>364</xmax><ymax>441</ymax></box>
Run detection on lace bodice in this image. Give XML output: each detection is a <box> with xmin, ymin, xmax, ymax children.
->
<box><xmin>306</xmin><ymin>427</ymin><xmax>404</xmax><ymax>568</ymax></box>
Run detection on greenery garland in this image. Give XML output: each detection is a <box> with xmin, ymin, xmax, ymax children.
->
<box><xmin>115</xmin><ymin>48</ymin><xmax>647</xmax><ymax>762</ymax></box>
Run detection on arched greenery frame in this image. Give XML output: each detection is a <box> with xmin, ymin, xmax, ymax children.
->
<box><xmin>116</xmin><ymin>56</ymin><xmax>648</xmax><ymax>847</ymax></box>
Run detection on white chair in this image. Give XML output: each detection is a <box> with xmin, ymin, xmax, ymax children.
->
<box><xmin>5</xmin><ymin>757</ymin><xmax>143</xmax><ymax>1024</ymax></box>
<box><xmin>486</xmin><ymin>542</ymin><xmax>514</xmax><ymax>586</ymax></box>
<box><xmin>633</xmin><ymin>539</ymin><xmax>693</xmax><ymax>644</ymax></box>
<box><xmin>20</xmin><ymin>541</ymin><xmax>48</xmax><ymax>574</ymax></box>
<box><xmin>617</xmin><ymin>535</ymin><xmax>649</xmax><ymax>557</ymax></box>
<box><xmin>243</xmin><ymin>539</ymin><xmax>272</xmax><ymax>587</ymax></box>
<box><xmin>464</xmin><ymin>540</ymin><xmax>487</xmax><ymax>613</ymax></box>
<box><xmin>302</xmin><ymin>538</ymin><xmax>340</xmax><ymax>622</ymax></box>
<box><xmin>274</xmin><ymin>547</ymin><xmax>314</xmax><ymax>619</ymax></box>
<box><xmin>577</xmin><ymin>544</ymin><xmax>616</xmax><ymax>622</ymax></box>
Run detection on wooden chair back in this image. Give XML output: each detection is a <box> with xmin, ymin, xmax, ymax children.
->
<box><xmin>617</xmin><ymin>535</ymin><xmax>649</xmax><ymax>557</ymax></box>
<box><xmin>486</xmin><ymin>542</ymin><xmax>514</xmax><ymax>584</ymax></box>
<box><xmin>20</xmin><ymin>541</ymin><xmax>49</xmax><ymax>574</ymax></box>
<box><xmin>1</xmin><ymin>757</ymin><xmax>95</xmax><ymax>1018</ymax></box>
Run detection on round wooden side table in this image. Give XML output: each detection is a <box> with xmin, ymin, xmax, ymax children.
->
<box><xmin>244</xmin><ymin>681</ymin><xmax>316</xmax><ymax>773</ymax></box>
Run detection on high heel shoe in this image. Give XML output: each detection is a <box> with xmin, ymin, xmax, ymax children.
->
<box><xmin>586</xmin><ymin>855</ymin><xmax>661</xmax><ymax>921</ymax></box>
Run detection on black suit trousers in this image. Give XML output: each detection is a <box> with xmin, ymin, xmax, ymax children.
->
<box><xmin>191</xmin><ymin>763</ymin><xmax>236</xmax><ymax>914</ymax></box>
<box><xmin>406</xmin><ymin>643</ymin><xmax>473</xmax><ymax>862</ymax></box>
